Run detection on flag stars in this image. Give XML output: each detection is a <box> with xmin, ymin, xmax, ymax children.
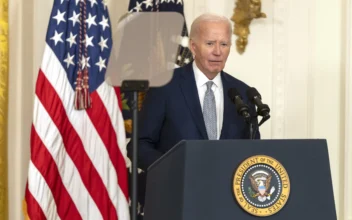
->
<box><xmin>98</xmin><ymin>36</ymin><xmax>109</xmax><ymax>51</ymax></box>
<box><xmin>134</xmin><ymin>1</ymin><xmax>143</xmax><ymax>12</ymax></box>
<box><xmin>52</xmin><ymin>10</ymin><xmax>66</xmax><ymax>25</ymax></box>
<box><xmin>69</xmin><ymin>11</ymin><xmax>80</xmax><ymax>27</ymax></box>
<box><xmin>50</xmin><ymin>30</ymin><xmax>64</xmax><ymax>45</ymax></box>
<box><xmin>81</xmin><ymin>57</ymin><xmax>91</xmax><ymax>68</ymax></box>
<box><xmin>66</xmin><ymin>32</ymin><xmax>77</xmax><ymax>48</ymax></box>
<box><xmin>176</xmin><ymin>0</ymin><xmax>183</xmax><ymax>4</ymax></box>
<box><xmin>85</xmin><ymin>34</ymin><xmax>94</xmax><ymax>48</ymax></box>
<box><xmin>102</xmin><ymin>0</ymin><xmax>109</xmax><ymax>10</ymax></box>
<box><xmin>99</xmin><ymin>16</ymin><xmax>110</xmax><ymax>31</ymax></box>
<box><xmin>75</xmin><ymin>0</ymin><xmax>83</xmax><ymax>5</ymax></box>
<box><xmin>144</xmin><ymin>0</ymin><xmax>153</xmax><ymax>9</ymax></box>
<box><xmin>63</xmin><ymin>53</ymin><xmax>75</xmax><ymax>68</ymax></box>
<box><xmin>85</xmin><ymin>13</ymin><xmax>97</xmax><ymax>29</ymax></box>
<box><xmin>95</xmin><ymin>56</ymin><xmax>106</xmax><ymax>71</ymax></box>
<box><xmin>88</xmin><ymin>0</ymin><xmax>98</xmax><ymax>7</ymax></box>
<box><xmin>180</xmin><ymin>36</ymin><xmax>189</xmax><ymax>47</ymax></box>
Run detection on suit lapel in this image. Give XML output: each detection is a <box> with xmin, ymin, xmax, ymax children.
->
<box><xmin>220</xmin><ymin>72</ymin><xmax>232</xmax><ymax>139</ymax></box>
<box><xmin>179</xmin><ymin>63</ymin><xmax>208</xmax><ymax>139</ymax></box>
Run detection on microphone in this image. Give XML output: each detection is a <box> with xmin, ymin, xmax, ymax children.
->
<box><xmin>246</xmin><ymin>87</ymin><xmax>270</xmax><ymax>117</ymax></box>
<box><xmin>228</xmin><ymin>88</ymin><xmax>251</xmax><ymax>121</ymax></box>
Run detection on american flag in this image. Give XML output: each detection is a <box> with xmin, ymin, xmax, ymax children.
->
<box><xmin>24</xmin><ymin>0</ymin><xmax>130</xmax><ymax>219</ymax></box>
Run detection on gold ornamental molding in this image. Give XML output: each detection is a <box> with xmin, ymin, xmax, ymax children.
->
<box><xmin>231</xmin><ymin>0</ymin><xmax>266</xmax><ymax>54</ymax></box>
<box><xmin>0</xmin><ymin>0</ymin><xmax>8</xmax><ymax>219</ymax></box>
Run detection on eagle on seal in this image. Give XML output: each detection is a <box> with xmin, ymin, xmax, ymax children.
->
<box><xmin>249</xmin><ymin>171</ymin><xmax>276</xmax><ymax>202</ymax></box>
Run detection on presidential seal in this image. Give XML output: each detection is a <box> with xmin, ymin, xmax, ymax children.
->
<box><xmin>233</xmin><ymin>155</ymin><xmax>290</xmax><ymax>217</ymax></box>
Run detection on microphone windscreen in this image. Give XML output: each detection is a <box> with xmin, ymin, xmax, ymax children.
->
<box><xmin>228</xmin><ymin>88</ymin><xmax>241</xmax><ymax>101</ymax></box>
<box><xmin>246</xmin><ymin>87</ymin><xmax>261</xmax><ymax>100</ymax></box>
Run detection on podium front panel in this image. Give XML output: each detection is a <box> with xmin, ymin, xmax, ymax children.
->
<box><xmin>145</xmin><ymin>139</ymin><xmax>336</xmax><ymax>220</ymax></box>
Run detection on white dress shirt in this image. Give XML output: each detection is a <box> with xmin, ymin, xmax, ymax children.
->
<box><xmin>193</xmin><ymin>62</ymin><xmax>224</xmax><ymax>139</ymax></box>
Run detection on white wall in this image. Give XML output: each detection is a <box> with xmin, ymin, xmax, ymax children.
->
<box><xmin>8</xmin><ymin>0</ymin><xmax>351</xmax><ymax>219</ymax></box>
<box><xmin>344</xmin><ymin>1</ymin><xmax>352</xmax><ymax>219</ymax></box>
<box><xmin>8</xmin><ymin>0</ymin><xmax>34</xmax><ymax>219</ymax></box>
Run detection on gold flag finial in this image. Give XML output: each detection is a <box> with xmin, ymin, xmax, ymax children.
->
<box><xmin>231</xmin><ymin>0</ymin><xmax>266</xmax><ymax>54</ymax></box>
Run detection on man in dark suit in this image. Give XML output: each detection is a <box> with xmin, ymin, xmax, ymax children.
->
<box><xmin>130</xmin><ymin>13</ymin><xmax>259</xmax><ymax>170</ymax></box>
<box><xmin>127</xmin><ymin>13</ymin><xmax>259</xmax><ymax>216</ymax></box>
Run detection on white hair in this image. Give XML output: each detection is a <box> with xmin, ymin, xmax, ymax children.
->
<box><xmin>189</xmin><ymin>13</ymin><xmax>233</xmax><ymax>41</ymax></box>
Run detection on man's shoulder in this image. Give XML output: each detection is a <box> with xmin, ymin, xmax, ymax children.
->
<box><xmin>165</xmin><ymin>63</ymin><xmax>192</xmax><ymax>84</ymax></box>
<box><xmin>149</xmin><ymin>65</ymin><xmax>187</xmax><ymax>91</ymax></box>
<box><xmin>173</xmin><ymin>63</ymin><xmax>191</xmax><ymax>76</ymax></box>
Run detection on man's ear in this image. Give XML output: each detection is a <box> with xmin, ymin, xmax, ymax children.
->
<box><xmin>189</xmin><ymin>39</ymin><xmax>196</xmax><ymax>56</ymax></box>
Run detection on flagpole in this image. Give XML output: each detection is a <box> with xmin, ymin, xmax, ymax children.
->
<box><xmin>122</xmin><ymin>80</ymin><xmax>149</xmax><ymax>220</ymax></box>
<box><xmin>131</xmin><ymin>90</ymin><xmax>138</xmax><ymax>220</ymax></box>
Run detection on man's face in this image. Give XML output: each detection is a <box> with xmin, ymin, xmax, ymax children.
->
<box><xmin>190</xmin><ymin>21</ymin><xmax>231</xmax><ymax>78</ymax></box>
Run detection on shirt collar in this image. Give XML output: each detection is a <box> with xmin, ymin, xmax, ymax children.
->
<box><xmin>193</xmin><ymin>62</ymin><xmax>221</xmax><ymax>88</ymax></box>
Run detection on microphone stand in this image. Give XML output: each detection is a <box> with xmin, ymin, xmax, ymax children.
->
<box><xmin>250</xmin><ymin>113</ymin><xmax>270</xmax><ymax>139</ymax></box>
<box><xmin>258</xmin><ymin>114</ymin><xmax>270</xmax><ymax>126</ymax></box>
<box><xmin>249</xmin><ymin>120</ymin><xmax>254</xmax><ymax>140</ymax></box>
<box><xmin>121</xmin><ymin>80</ymin><xmax>149</xmax><ymax>220</ymax></box>
<box><xmin>246</xmin><ymin>115</ymin><xmax>256</xmax><ymax>140</ymax></box>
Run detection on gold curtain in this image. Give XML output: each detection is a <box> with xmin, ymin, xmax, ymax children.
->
<box><xmin>0</xmin><ymin>0</ymin><xmax>8</xmax><ymax>219</ymax></box>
